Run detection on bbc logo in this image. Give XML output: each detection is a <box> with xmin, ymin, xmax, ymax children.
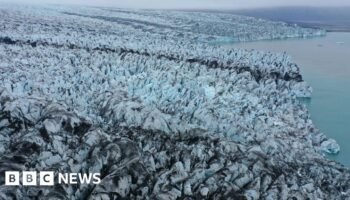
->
<box><xmin>5</xmin><ymin>171</ymin><xmax>54</xmax><ymax>186</ymax></box>
<box><xmin>5</xmin><ymin>171</ymin><xmax>101</xmax><ymax>186</ymax></box>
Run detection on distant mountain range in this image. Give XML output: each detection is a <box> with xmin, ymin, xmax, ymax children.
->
<box><xmin>230</xmin><ymin>7</ymin><xmax>350</xmax><ymax>32</ymax></box>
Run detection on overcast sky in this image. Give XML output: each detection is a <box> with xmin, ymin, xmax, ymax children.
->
<box><xmin>1</xmin><ymin>0</ymin><xmax>350</xmax><ymax>9</ymax></box>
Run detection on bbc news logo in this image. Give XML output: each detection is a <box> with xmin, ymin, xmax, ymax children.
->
<box><xmin>5</xmin><ymin>171</ymin><xmax>101</xmax><ymax>186</ymax></box>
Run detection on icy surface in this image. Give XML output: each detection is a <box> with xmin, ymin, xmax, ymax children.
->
<box><xmin>0</xmin><ymin>3</ymin><xmax>349</xmax><ymax>200</ymax></box>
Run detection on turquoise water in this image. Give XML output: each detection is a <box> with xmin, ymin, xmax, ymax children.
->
<box><xmin>225</xmin><ymin>32</ymin><xmax>350</xmax><ymax>167</ymax></box>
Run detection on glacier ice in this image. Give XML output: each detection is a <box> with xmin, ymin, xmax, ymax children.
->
<box><xmin>0</xmin><ymin>3</ymin><xmax>348</xmax><ymax>200</ymax></box>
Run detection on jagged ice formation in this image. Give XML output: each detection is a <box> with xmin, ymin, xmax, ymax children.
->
<box><xmin>0</xmin><ymin>4</ymin><xmax>348</xmax><ymax>200</ymax></box>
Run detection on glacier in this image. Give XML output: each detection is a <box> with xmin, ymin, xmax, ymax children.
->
<box><xmin>0</xmin><ymin>3</ymin><xmax>349</xmax><ymax>200</ymax></box>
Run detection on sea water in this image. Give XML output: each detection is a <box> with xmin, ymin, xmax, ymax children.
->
<box><xmin>225</xmin><ymin>32</ymin><xmax>350</xmax><ymax>167</ymax></box>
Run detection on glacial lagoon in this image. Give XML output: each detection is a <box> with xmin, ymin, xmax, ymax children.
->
<box><xmin>226</xmin><ymin>32</ymin><xmax>350</xmax><ymax>167</ymax></box>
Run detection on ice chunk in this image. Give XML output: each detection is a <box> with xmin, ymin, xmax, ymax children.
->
<box><xmin>321</xmin><ymin>139</ymin><xmax>340</xmax><ymax>154</ymax></box>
